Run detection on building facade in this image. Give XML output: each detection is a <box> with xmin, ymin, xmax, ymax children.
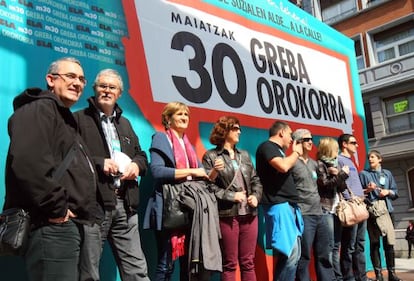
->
<box><xmin>299</xmin><ymin>0</ymin><xmax>414</xmax><ymax>257</ymax></box>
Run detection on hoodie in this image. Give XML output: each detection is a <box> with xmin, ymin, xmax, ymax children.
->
<box><xmin>4</xmin><ymin>88</ymin><xmax>98</xmax><ymax>225</ymax></box>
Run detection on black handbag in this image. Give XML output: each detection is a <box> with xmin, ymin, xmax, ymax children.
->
<box><xmin>0</xmin><ymin>208</ymin><xmax>30</xmax><ymax>256</ymax></box>
<box><xmin>162</xmin><ymin>182</ymin><xmax>190</xmax><ymax>229</ymax></box>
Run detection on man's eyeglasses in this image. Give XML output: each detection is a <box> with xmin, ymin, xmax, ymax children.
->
<box><xmin>97</xmin><ymin>84</ymin><xmax>119</xmax><ymax>92</ymax></box>
<box><xmin>52</xmin><ymin>73</ymin><xmax>87</xmax><ymax>85</ymax></box>
<box><xmin>348</xmin><ymin>141</ymin><xmax>358</xmax><ymax>145</ymax></box>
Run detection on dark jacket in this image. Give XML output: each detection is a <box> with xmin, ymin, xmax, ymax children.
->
<box><xmin>179</xmin><ymin>181</ymin><xmax>222</xmax><ymax>272</ymax></box>
<box><xmin>74</xmin><ymin>97</ymin><xmax>148</xmax><ymax>214</ymax></box>
<box><xmin>202</xmin><ymin>147</ymin><xmax>263</xmax><ymax>217</ymax></box>
<box><xmin>406</xmin><ymin>225</ymin><xmax>414</xmax><ymax>242</ymax></box>
<box><xmin>316</xmin><ymin>159</ymin><xmax>348</xmax><ymax>212</ymax></box>
<box><xmin>5</xmin><ymin>88</ymin><xmax>97</xmax><ymax>225</ymax></box>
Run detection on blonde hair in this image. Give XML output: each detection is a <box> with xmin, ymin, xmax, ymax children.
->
<box><xmin>317</xmin><ymin>137</ymin><xmax>338</xmax><ymax>160</ymax></box>
<box><xmin>161</xmin><ymin>102</ymin><xmax>190</xmax><ymax>129</ymax></box>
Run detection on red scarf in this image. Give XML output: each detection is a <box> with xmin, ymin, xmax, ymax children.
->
<box><xmin>166</xmin><ymin>129</ymin><xmax>198</xmax><ymax>169</ymax></box>
<box><xmin>166</xmin><ymin>129</ymin><xmax>198</xmax><ymax>260</ymax></box>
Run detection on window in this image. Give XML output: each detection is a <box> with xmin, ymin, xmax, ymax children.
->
<box><xmin>384</xmin><ymin>93</ymin><xmax>414</xmax><ymax>133</ymax></box>
<box><xmin>320</xmin><ymin>0</ymin><xmax>357</xmax><ymax>24</ymax></box>
<box><xmin>364</xmin><ymin>102</ymin><xmax>374</xmax><ymax>138</ymax></box>
<box><xmin>374</xmin><ymin>21</ymin><xmax>414</xmax><ymax>63</ymax></box>
<box><xmin>365</xmin><ymin>0</ymin><xmax>389</xmax><ymax>8</ymax></box>
<box><xmin>354</xmin><ymin>39</ymin><xmax>365</xmax><ymax>70</ymax></box>
<box><xmin>408</xmin><ymin>168</ymin><xmax>414</xmax><ymax>208</ymax></box>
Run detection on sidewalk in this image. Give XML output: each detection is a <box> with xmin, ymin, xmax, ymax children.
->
<box><xmin>366</xmin><ymin>258</ymin><xmax>414</xmax><ymax>280</ymax></box>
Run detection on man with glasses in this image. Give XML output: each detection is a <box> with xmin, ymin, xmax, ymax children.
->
<box><xmin>255</xmin><ymin>120</ymin><xmax>304</xmax><ymax>281</ymax></box>
<box><xmin>336</xmin><ymin>134</ymin><xmax>372</xmax><ymax>281</ymax></box>
<box><xmin>74</xmin><ymin>69</ymin><xmax>150</xmax><ymax>281</ymax></box>
<box><xmin>4</xmin><ymin>57</ymin><xmax>98</xmax><ymax>280</ymax></box>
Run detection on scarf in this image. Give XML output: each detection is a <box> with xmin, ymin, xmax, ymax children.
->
<box><xmin>166</xmin><ymin>129</ymin><xmax>198</xmax><ymax>169</ymax></box>
<box><xmin>320</xmin><ymin>155</ymin><xmax>338</xmax><ymax>168</ymax></box>
<box><xmin>166</xmin><ymin>129</ymin><xmax>198</xmax><ymax>260</ymax></box>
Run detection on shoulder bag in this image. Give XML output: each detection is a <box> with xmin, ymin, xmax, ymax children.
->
<box><xmin>336</xmin><ymin>186</ymin><xmax>369</xmax><ymax>227</ymax></box>
<box><xmin>0</xmin><ymin>139</ymin><xmax>79</xmax><ymax>256</ymax></box>
<box><xmin>162</xmin><ymin>182</ymin><xmax>190</xmax><ymax>229</ymax></box>
<box><xmin>0</xmin><ymin>208</ymin><xmax>30</xmax><ymax>256</ymax></box>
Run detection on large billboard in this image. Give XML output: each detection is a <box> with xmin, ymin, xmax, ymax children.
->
<box><xmin>0</xmin><ymin>0</ymin><xmax>367</xmax><ymax>280</ymax></box>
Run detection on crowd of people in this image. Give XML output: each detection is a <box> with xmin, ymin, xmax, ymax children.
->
<box><xmin>3</xmin><ymin>57</ymin><xmax>407</xmax><ymax>281</ymax></box>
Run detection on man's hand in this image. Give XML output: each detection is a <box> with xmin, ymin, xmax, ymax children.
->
<box><xmin>120</xmin><ymin>162</ymin><xmax>139</xmax><ymax>180</ymax></box>
<box><xmin>104</xmin><ymin>159</ymin><xmax>119</xmax><ymax>176</ymax></box>
<box><xmin>48</xmin><ymin>209</ymin><xmax>76</xmax><ymax>224</ymax></box>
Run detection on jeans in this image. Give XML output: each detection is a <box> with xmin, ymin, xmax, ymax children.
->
<box><xmin>25</xmin><ymin>220</ymin><xmax>81</xmax><ymax>281</ymax></box>
<box><xmin>296</xmin><ymin>213</ymin><xmax>335</xmax><ymax>281</ymax></box>
<box><xmin>341</xmin><ymin>219</ymin><xmax>368</xmax><ymax>281</ymax></box>
<box><xmin>408</xmin><ymin>240</ymin><xmax>414</xmax><ymax>258</ymax></box>
<box><xmin>154</xmin><ymin>230</ymin><xmax>189</xmax><ymax>281</ymax></box>
<box><xmin>274</xmin><ymin>236</ymin><xmax>301</xmax><ymax>281</ymax></box>
<box><xmin>80</xmin><ymin>198</ymin><xmax>150</xmax><ymax>281</ymax></box>
<box><xmin>219</xmin><ymin>215</ymin><xmax>258</xmax><ymax>281</ymax></box>
<box><xmin>368</xmin><ymin>213</ymin><xmax>397</xmax><ymax>271</ymax></box>
<box><xmin>79</xmin><ymin>222</ymin><xmax>102</xmax><ymax>281</ymax></box>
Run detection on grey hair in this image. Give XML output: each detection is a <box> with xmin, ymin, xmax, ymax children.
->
<box><xmin>93</xmin><ymin>69</ymin><xmax>124</xmax><ymax>92</ymax></box>
<box><xmin>47</xmin><ymin>57</ymin><xmax>82</xmax><ymax>74</ymax></box>
<box><xmin>292</xmin><ymin>128</ymin><xmax>311</xmax><ymax>141</ymax></box>
<box><xmin>46</xmin><ymin>57</ymin><xmax>82</xmax><ymax>89</ymax></box>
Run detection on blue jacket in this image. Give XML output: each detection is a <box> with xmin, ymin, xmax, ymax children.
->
<box><xmin>143</xmin><ymin>132</ymin><xmax>202</xmax><ymax>230</ymax></box>
<box><xmin>263</xmin><ymin>202</ymin><xmax>304</xmax><ymax>256</ymax></box>
<box><xmin>359</xmin><ymin>168</ymin><xmax>398</xmax><ymax>213</ymax></box>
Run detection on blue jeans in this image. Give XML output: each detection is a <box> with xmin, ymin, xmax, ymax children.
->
<box><xmin>341</xmin><ymin>219</ymin><xmax>368</xmax><ymax>281</ymax></box>
<box><xmin>296</xmin><ymin>213</ymin><xmax>335</xmax><ymax>281</ymax></box>
<box><xmin>274</xmin><ymin>236</ymin><xmax>301</xmax><ymax>281</ymax></box>
<box><xmin>154</xmin><ymin>230</ymin><xmax>189</xmax><ymax>281</ymax></box>
<box><xmin>80</xmin><ymin>198</ymin><xmax>150</xmax><ymax>281</ymax></box>
<box><xmin>25</xmin><ymin>220</ymin><xmax>81</xmax><ymax>281</ymax></box>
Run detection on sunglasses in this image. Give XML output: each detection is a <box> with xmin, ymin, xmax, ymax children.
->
<box><xmin>348</xmin><ymin>141</ymin><xmax>358</xmax><ymax>145</ymax></box>
<box><xmin>231</xmin><ymin>126</ymin><xmax>241</xmax><ymax>132</ymax></box>
<box><xmin>301</xmin><ymin>137</ymin><xmax>313</xmax><ymax>143</ymax></box>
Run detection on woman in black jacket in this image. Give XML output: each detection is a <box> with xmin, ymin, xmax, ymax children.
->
<box><xmin>316</xmin><ymin>137</ymin><xmax>349</xmax><ymax>281</ymax></box>
<box><xmin>202</xmin><ymin>116</ymin><xmax>262</xmax><ymax>281</ymax></box>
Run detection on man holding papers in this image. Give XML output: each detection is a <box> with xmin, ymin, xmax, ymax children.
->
<box><xmin>74</xmin><ymin>69</ymin><xmax>150</xmax><ymax>281</ymax></box>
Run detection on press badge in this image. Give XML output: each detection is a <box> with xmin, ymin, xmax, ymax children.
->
<box><xmin>112</xmin><ymin>140</ymin><xmax>121</xmax><ymax>152</ymax></box>
<box><xmin>379</xmin><ymin>174</ymin><xmax>386</xmax><ymax>186</ymax></box>
<box><xmin>312</xmin><ymin>171</ymin><xmax>317</xmax><ymax>180</ymax></box>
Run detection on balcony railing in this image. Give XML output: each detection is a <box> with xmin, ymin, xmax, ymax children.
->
<box><xmin>359</xmin><ymin>54</ymin><xmax>414</xmax><ymax>93</ymax></box>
